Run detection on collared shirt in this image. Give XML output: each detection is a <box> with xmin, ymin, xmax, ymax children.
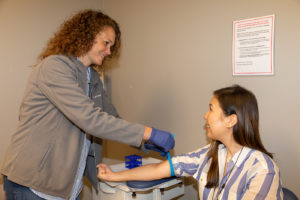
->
<box><xmin>172</xmin><ymin>144</ymin><xmax>283</xmax><ymax>200</ymax></box>
<box><xmin>31</xmin><ymin>67</ymin><xmax>92</xmax><ymax>200</ymax></box>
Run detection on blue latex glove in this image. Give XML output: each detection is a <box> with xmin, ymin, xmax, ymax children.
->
<box><xmin>144</xmin><ymin>143</ymin><xmax>168</xmax><ymax>156</ymax></box>
<box><xmin>144</xmin><ymin>128</ymin><xmax>175</xmax><ymax>156</ymax></box>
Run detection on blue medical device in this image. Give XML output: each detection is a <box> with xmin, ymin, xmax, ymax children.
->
<box><xmin>125</xmin><ymin>154</ymin><xmax>142</xmax><ymax>169</ymax></box>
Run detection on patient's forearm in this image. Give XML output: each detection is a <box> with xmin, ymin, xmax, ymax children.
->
<box><xmin>116</xmin><ymin>160</ymin><xmax>171</xmax><ymax>181</ymax></box>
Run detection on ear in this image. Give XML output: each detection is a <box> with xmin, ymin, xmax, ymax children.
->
<box><xmin>225</xmin><ymin>114</ymin><xmax>238</xmax><ymax>128</ymax></box>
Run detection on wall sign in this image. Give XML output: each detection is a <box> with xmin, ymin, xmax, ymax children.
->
<box><xmin>232</xmin><ymin>15</ymin><xmax>275</xmax><ymax>75</ymax></box>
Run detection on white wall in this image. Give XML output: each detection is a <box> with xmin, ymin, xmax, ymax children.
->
<box><xmin>0</xmin><ymin>0</ymin><xmax>102</xmax><ymax>199</ymax></box>
<box><xmin>102</xmin><ymin>0</ymin><xmax>300</xmax><ymax>199</ymax></box>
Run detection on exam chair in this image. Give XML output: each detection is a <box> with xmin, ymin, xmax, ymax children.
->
<box><xmin>283</xmin><ymin>187</ymin><xmax>299</xmax><ymax>200</ymax></box>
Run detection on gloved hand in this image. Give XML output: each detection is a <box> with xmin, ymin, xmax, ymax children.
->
<box><xmin>144</xmin><ymin>128</ymin><xmax>175</xmax><ymax>157</ymax></box>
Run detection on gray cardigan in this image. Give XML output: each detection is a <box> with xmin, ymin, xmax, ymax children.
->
<box><xmin>84</xmin><ymin>65</ymin><xmax>120</xmax><ymax>191</ymax></box>
<box><xmin>1</xmin><ymin>55</ymin><xmax>145</xmax><ymax>198</ymax></box>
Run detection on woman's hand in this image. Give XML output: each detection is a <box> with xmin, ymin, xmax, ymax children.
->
<box><xmin>144</xmin><ymin>128</ymin><xmax>175</xmax><ymax>156</ymax></box>
<box><xmin>97</xmin><ymin>163</ymin><xmax>118</xmax><ymax>181</ymax></box>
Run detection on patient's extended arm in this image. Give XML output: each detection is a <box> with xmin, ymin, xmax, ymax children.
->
<box><xmin>97</xmin><ymin>160</ymin><xmax>171</xmax><ymax>182</ymax></box>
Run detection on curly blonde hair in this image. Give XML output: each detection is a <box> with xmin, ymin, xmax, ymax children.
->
<box><xmin>39</xmin><ymin>9</ymin><xmax>121</xmax><ymax>70</ymax></box>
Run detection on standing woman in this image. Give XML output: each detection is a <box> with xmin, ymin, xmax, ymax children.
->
<box><xmin>98</xmin><ymin>85</ymin><xmax>283</xmax><ymax>199</ymax></box>
<box><xmin>1</xmin><ymin>10</ymin><xmax>174</xmax><ymax>199</ymax></box>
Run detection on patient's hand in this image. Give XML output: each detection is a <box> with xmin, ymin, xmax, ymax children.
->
<box><xmin>97</xmin><ymin>163</ymin><xmax>117</xmax><ymax>181</ymax></box>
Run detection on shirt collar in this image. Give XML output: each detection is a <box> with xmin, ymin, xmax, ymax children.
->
<box><xmin>218</xmin><ymin>144</ymin><xmax>252</xmax><ymax>168</ymax></box>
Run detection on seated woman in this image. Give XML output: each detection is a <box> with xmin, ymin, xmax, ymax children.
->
<box><xmin>97</xmin><ymin>85</ymin><xmax>283</xmax><ymax>200</ymax></box>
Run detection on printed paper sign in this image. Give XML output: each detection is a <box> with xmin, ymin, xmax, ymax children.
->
<box><xmin>232</xmin><ymin>15</ymin><xmax>275</xmax><ymax>75</ymax></box>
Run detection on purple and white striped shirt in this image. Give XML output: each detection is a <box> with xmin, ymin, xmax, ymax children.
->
<box><xmin>172</xmin><ymin>144</ymin><xmax>283</xmax><ymax>200</ymax></box>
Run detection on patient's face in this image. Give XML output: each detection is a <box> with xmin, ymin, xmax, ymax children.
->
<box><xmin>204</xmin><ymin>96</ymin><xmax>228</xmax><ymax>141</ymax></box>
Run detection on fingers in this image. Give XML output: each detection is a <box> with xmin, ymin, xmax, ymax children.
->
<box><xmin>98</xmin><ymin>168</ymin><xmax>107</xmax><ymax>177</ymax></box>
<box><xmin>97</xmin><ymin>163</ymin><xmax>107</xmax><ymax>168</ymax></box>
<box><xmin>148</xmin><ymin>128</ymin><xmax>175</xmax><ymax>152</ymax></box>
<box><xmin>97</xmin><ymin>163</ymin><xmax>115</xmax><ymax>181</ymax></box>
<box><xmin>97</xmin><ymin>164</ymin><xmax>108</xmax><ymax>178</ymax></box>
<box><xmin>144</xmin><ymin>142</ymin><xmax>168</xmax><ymax>157</ymax></box>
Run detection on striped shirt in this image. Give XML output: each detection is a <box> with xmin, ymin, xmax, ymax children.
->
<box><xmin>172</xmin><ymin>144</ymin><xmax>283</xmax><ymax>200</ymax></box>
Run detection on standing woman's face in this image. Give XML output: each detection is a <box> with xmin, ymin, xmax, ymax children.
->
<box><xmin>79</xmin><ymin>26</ymin><xmax>116</xmax><ymax>67</ymax></box>
<box><xmin>204</xmin><ymin>96</ymin><xmax>230</xmax><ymax>141</ymax></box>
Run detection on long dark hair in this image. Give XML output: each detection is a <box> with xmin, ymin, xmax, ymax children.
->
<box><xmin>205</xmin><ymin>85</ymin><xmax>272</xmax><ymax>188</ymax></box>
<box><xmin>39</xmin><ymin>9</ymin><xmax>121</xmax><ymax>71</ymax></box>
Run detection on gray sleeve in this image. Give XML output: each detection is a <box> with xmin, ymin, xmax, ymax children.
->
<box><xmin>36</xmin><ymin>56</ymin><xmax>144</xmax><ymax>147</ymax></box>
